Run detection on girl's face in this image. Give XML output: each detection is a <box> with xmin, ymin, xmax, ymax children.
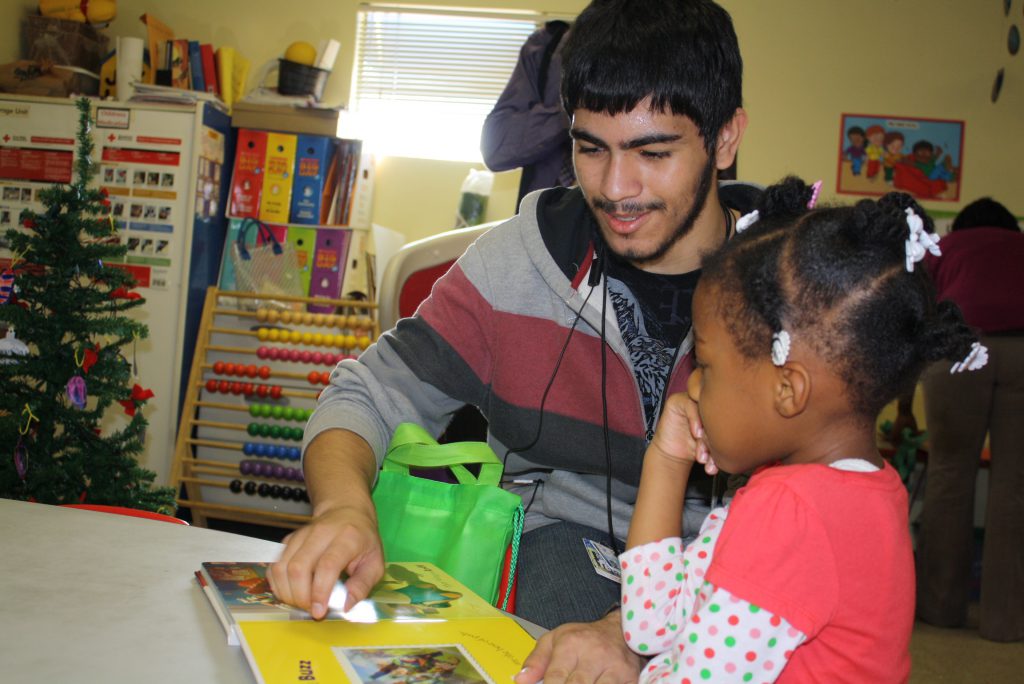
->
<box><xmin>686</xmin><ymin>283</ymin><xmax>783</xmax><ymax>473</ymax></box>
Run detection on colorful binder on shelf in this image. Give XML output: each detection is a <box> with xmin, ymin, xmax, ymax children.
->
<box><xmin>258</xmin><ymin>133</ymin><xmax>297</xmax><ymax>225</ymax></box>
<box><xmin>289</xmin><ymin>135</ymin><xmax>335</xmax><ymax>225</ymax></box>
<box><xmin>229</xmin><ymin>129</ymin><xmax>267</xmax><ymax>218</ymax></box>
<box><xmin>308</xmin><ymin>227</ymin><xmax>353</xmax><ymax>313</ymax></box>
<box><xmin>285</xmin><ymin>225</ymin><xmax>318</xmax><ymax>297</ymax></box>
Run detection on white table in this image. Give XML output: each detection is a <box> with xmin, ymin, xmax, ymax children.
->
<box><xmin>0</xmin><ymin>498</ymin><xmax>544</xmax><ymax>683</ymax></box>
<box><xmin>0</xmin><ymin>498</ymin><xmax>283</xmax><ymax>683</ymax></box>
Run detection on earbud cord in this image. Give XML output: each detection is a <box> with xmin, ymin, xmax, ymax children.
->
<box><xmin>599</xmin><ymin>254</ymin><xmax>619</xmax><ymax>554</ymax></box>
<box><xmin>501</xmin><ymin>258</ymin><xmax>600</xmax><ymax>471</ymax></box>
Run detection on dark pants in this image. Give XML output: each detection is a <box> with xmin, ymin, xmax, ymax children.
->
<box><xmin>514</xmin><ymin>521</ymin><xmax>623</xmax><ymax>630</ymax></box>
<box><xmin>916</xmin><ymin>335</ymin><xmax>1024</xmax><ymax>642</ymax></box>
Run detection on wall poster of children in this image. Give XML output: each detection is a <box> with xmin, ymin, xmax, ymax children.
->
<box><xmin>838</xmin><ymin>113</ymin><xmax>965</xmax><ymax>201</ymax></box>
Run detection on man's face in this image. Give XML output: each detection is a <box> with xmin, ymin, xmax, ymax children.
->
<box><xmin>914</xmin><ymin>146</ymin><xmax>934</xmax><ymax>163</ymax></box>
<box><xmin>571</xmin><ymin>100</ymin><xmax>717</xmax><ymax>271</ymax></box>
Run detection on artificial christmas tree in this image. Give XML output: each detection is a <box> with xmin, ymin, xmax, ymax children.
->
<box><xmin>0</xmin><ymin>97</ymin><xmax>175</xmax><ymax>512</ymax></box>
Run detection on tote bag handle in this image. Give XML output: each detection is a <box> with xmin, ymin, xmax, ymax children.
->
<box><xmin>381</xmin><ymin>423</ymin><xmax>503</xmax><ymax>487</ymax></box>
<box><xmin>235</xmin><ymin>217</ymin><xmax>283</xmax><ymax>261</ymax></box>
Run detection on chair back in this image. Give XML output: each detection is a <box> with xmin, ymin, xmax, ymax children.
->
<box><xmin>377</xmin><ymin>221</ymin><xmax>499</xmax><ymax>331</ymax></box>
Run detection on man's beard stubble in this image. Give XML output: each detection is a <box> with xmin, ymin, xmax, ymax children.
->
<box><xmin>589</xmin><ymin>152</ymin><xmax>717</xmax><ymax>266</ymax></box>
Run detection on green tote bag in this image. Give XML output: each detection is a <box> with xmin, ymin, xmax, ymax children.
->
<box><xmin>372</xmin><ymin>423</ymin><xmax>524</xmax><ymax>608</ymax></box>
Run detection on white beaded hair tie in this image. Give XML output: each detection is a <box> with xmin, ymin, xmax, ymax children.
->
<box><xmin>950</xmin><ymin>342</ymin><xmax>989</xmax><ymax>374</ymax></box>
<box><xmin>771</xmin><ymin>330</ymin><xmax>791</xmax><ymax>366</ymax></box>
<box><xmin>736</xmin><ymin>210</ymin><xmax>760</xmax><ymax>233</ymax></box>
<box><xmin>904</xmin><ymin>207</ymin><xmax>941</xmax><ymax>272</ymax></box>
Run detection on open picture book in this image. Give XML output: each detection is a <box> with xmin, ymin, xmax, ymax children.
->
<box><xmin>195</xmin><ymin>560</ymin><xmax>537</xmax><ymax>684</ymax></box>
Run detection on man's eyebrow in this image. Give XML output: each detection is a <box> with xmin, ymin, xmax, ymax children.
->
<box><xmin>569</xmin><ymin>128</ymin><xmax>682</xmax><ymax>150</ymax></box>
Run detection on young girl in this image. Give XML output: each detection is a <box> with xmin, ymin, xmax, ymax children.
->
<box><xmin>620</xmin><ymin>177</ymin><xmax>987</xmax><ymax>683</ymax></box>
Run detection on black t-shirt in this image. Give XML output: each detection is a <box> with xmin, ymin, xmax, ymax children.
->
<box><xmin>605</xmin><ymin>254</ymin><xmax>700</xmax><ymax>440</ymax></box>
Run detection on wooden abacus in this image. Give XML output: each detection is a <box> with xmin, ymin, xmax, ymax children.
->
<box><xmin>170</xmin><ymin>287</ymin><xmax>380</xmax><ymax>528</ymax></box>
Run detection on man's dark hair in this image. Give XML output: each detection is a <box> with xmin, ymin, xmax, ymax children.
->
<box><xmin>912</xmin><ymin>140</ymin><xmax>934</xmax><ymax>154</ymax></box>
<box><xmin>951</xmin><ymin>197</ymin><xmax>1021</xmax><ymax>233</ymax></box>
<box><xmin>560</xmin><ymin>0</ymin><xmax>743</xmax><ymax>153</ymax></box>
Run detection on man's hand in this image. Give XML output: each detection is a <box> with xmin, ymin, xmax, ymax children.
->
<box><xmin>268</xmin><ymin>429</ymin><xmax>383</xmax><ymax>619</ymax></box>
<box><xmin>514</xmin><ymin>611</ymin><xmax>643</xmax><ymax>684</ymax></box>
<box><xmin>268</xmin><ymin>505</ymin><xmax>385</xmax><ymax>619</ymax></box>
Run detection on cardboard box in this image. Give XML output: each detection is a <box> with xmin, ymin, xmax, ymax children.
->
<box><xmin>21</xmin><ymin>15</ymin><xmax>109</xmax><ymax>74</ymax></box>
<box><xmin>231</xmin><ymin>101</ymin><xmax>343</xmax><ymax>137</ymax></box>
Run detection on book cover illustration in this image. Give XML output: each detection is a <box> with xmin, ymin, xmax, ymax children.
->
<box><xmin>336</xmin><ymin>643</ymin><xmax>491</xmax><ymax>684</ymax></box>
<box><xmin>202</xmin><ymin>561</ymin><xmax>499</xmax><ymax>623</ymax></box>
<box><xmin>224</xmin><ymin>562</ymin><xmax>535</xmax><ymax>684</ymax></box>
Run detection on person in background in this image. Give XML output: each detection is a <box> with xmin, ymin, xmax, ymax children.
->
<box><xmin>623</xmin><ymin>177</ymin><xmax>985</xmax><ymax>682</ymax></box>
<box><xmin>481</xmin><ymin>20</ymin><xmax>574</xmax><ymax>205</ymax></box>
<box><xmin>910</xmin><ymin>196</ymin><xmax>1024</xmax><ymax>642</ymax></box>
<box><xmin>271</xmin><ymin>2</ymin><xmax>759</xmax><ymax>682</ymax></box>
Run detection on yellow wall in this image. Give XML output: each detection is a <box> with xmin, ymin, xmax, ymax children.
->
<box><xmin>3</xmin><ymin>1</ymin><xmax>1022</xmax><ymax>242</ymax></box>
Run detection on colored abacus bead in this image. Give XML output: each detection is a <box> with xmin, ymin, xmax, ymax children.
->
<box><xmin>230</xmin><ymin>479</ymin><xmax>243</xmax><ymax>493</ymax></box>
<box><xmin>257</xmin><ymin>483</ymin><xmax>270</xmax><ymax>497</ymax></box>
<box><xmin>218</xmin><ymin>380</ymin><xmax>230</xmax><ymax>393</ymax></box>
<box><xmin>267</xmin><ymin>347</ymin><xmax>280</xmax><ymax>360</ymax></box>
<box><xmin>257</xmin><ymin>346</ymin><xmax>270</xmax><ymax>359</ymax></box>
<box><xmin>213</xmin><ymin>361</ymin><xmax>226</xmax><ymax>374</ymax></box>
<box><xmin>244</xmin><ymin>481</ymin><xmax>257</xmax><ymax>495</ymax></box>
<box><xmin>319</xmin><ymin>371</ymin><xmax>331</xmax><ymax>385</ymax></box>
<box><xmin>270</xmin><ymin>386</ymin><xmax>283</xmax><ymax>399</ymax></box>
<box><xmin>259</xmin><ymin>365</ymin><xmax>271</xmax><ymax>379</ymax></box>
<box><xmin>249</xmin><ymin>405</ymin><xmax>260</xmax><ymax>417</ymax></box>
<box><xmin>205</xmin><ymin>379</ymin><xmax>217</xmax><ymax>392</ymax></box>
<box><xmin>257</xmin><ymin>385</ymin><xmax>269</xmax><ymax>397</ymax></box>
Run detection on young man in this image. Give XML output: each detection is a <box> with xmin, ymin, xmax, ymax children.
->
<box><xmin>271</xmin><ymin>1</ymin><xmax>755</xmax><ymax>681</ymax></box>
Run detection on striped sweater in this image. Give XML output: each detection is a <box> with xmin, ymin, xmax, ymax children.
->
<box><xmin>303</xmin><ymin>183</ymin><xmax>761</xmax><ymax>533</ymax></box>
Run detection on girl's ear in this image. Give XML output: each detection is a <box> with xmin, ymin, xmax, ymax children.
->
<box><xmin>774</xmin><ymin>362</ymin><xmax>810</xmax><ymax>418</ymax></box>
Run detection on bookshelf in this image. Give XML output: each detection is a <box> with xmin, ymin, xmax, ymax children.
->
<box><xmin>170</xmin><ymin>287</ymin><xmax>380</xmax><ymax>528</ymax></box>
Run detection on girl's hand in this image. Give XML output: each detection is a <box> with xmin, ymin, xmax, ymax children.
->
<box><xmin>650</xmin><ymin>393</ymin><xmax>718</xmax><ymax>475</ymax></box>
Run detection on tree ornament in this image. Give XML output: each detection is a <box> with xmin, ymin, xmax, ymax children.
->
<box><xmin>118</xmin><ymin>383</ymin><xmax>155</xmax><ymax>416</ymax></box>
<box><xmin>0</xmin><ymin>328</ymin><xmax>30</xmax><ymax>364</ymax></box>
<box><xmin>66</xmin><ymin>375</ymin><xmax>88</xmax><ymax>409</ymax></box>
<box><xmin>66</xmin><ymin>347</ymin><xmax>89</xmax><ymax>409</ymax></box>
<box><xmin>81</xmin><ymin>344</ymin><xmax>100</xmax><ymax>373</ymax></box>
<box><xmin>13</xmin><ymin>437</ymin><xmax>28</xmax><ymax>480</ymax></box>
<box><xmin>0</xmin><ymin>270</ymin><xmax>15</xmax><ymax>305</ymax></box>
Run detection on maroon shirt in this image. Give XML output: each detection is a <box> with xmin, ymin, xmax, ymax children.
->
<box><xmin>925</xmin><ymin>226</ymin><xmax>1024</xmax><ymax>333</ymax></box>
